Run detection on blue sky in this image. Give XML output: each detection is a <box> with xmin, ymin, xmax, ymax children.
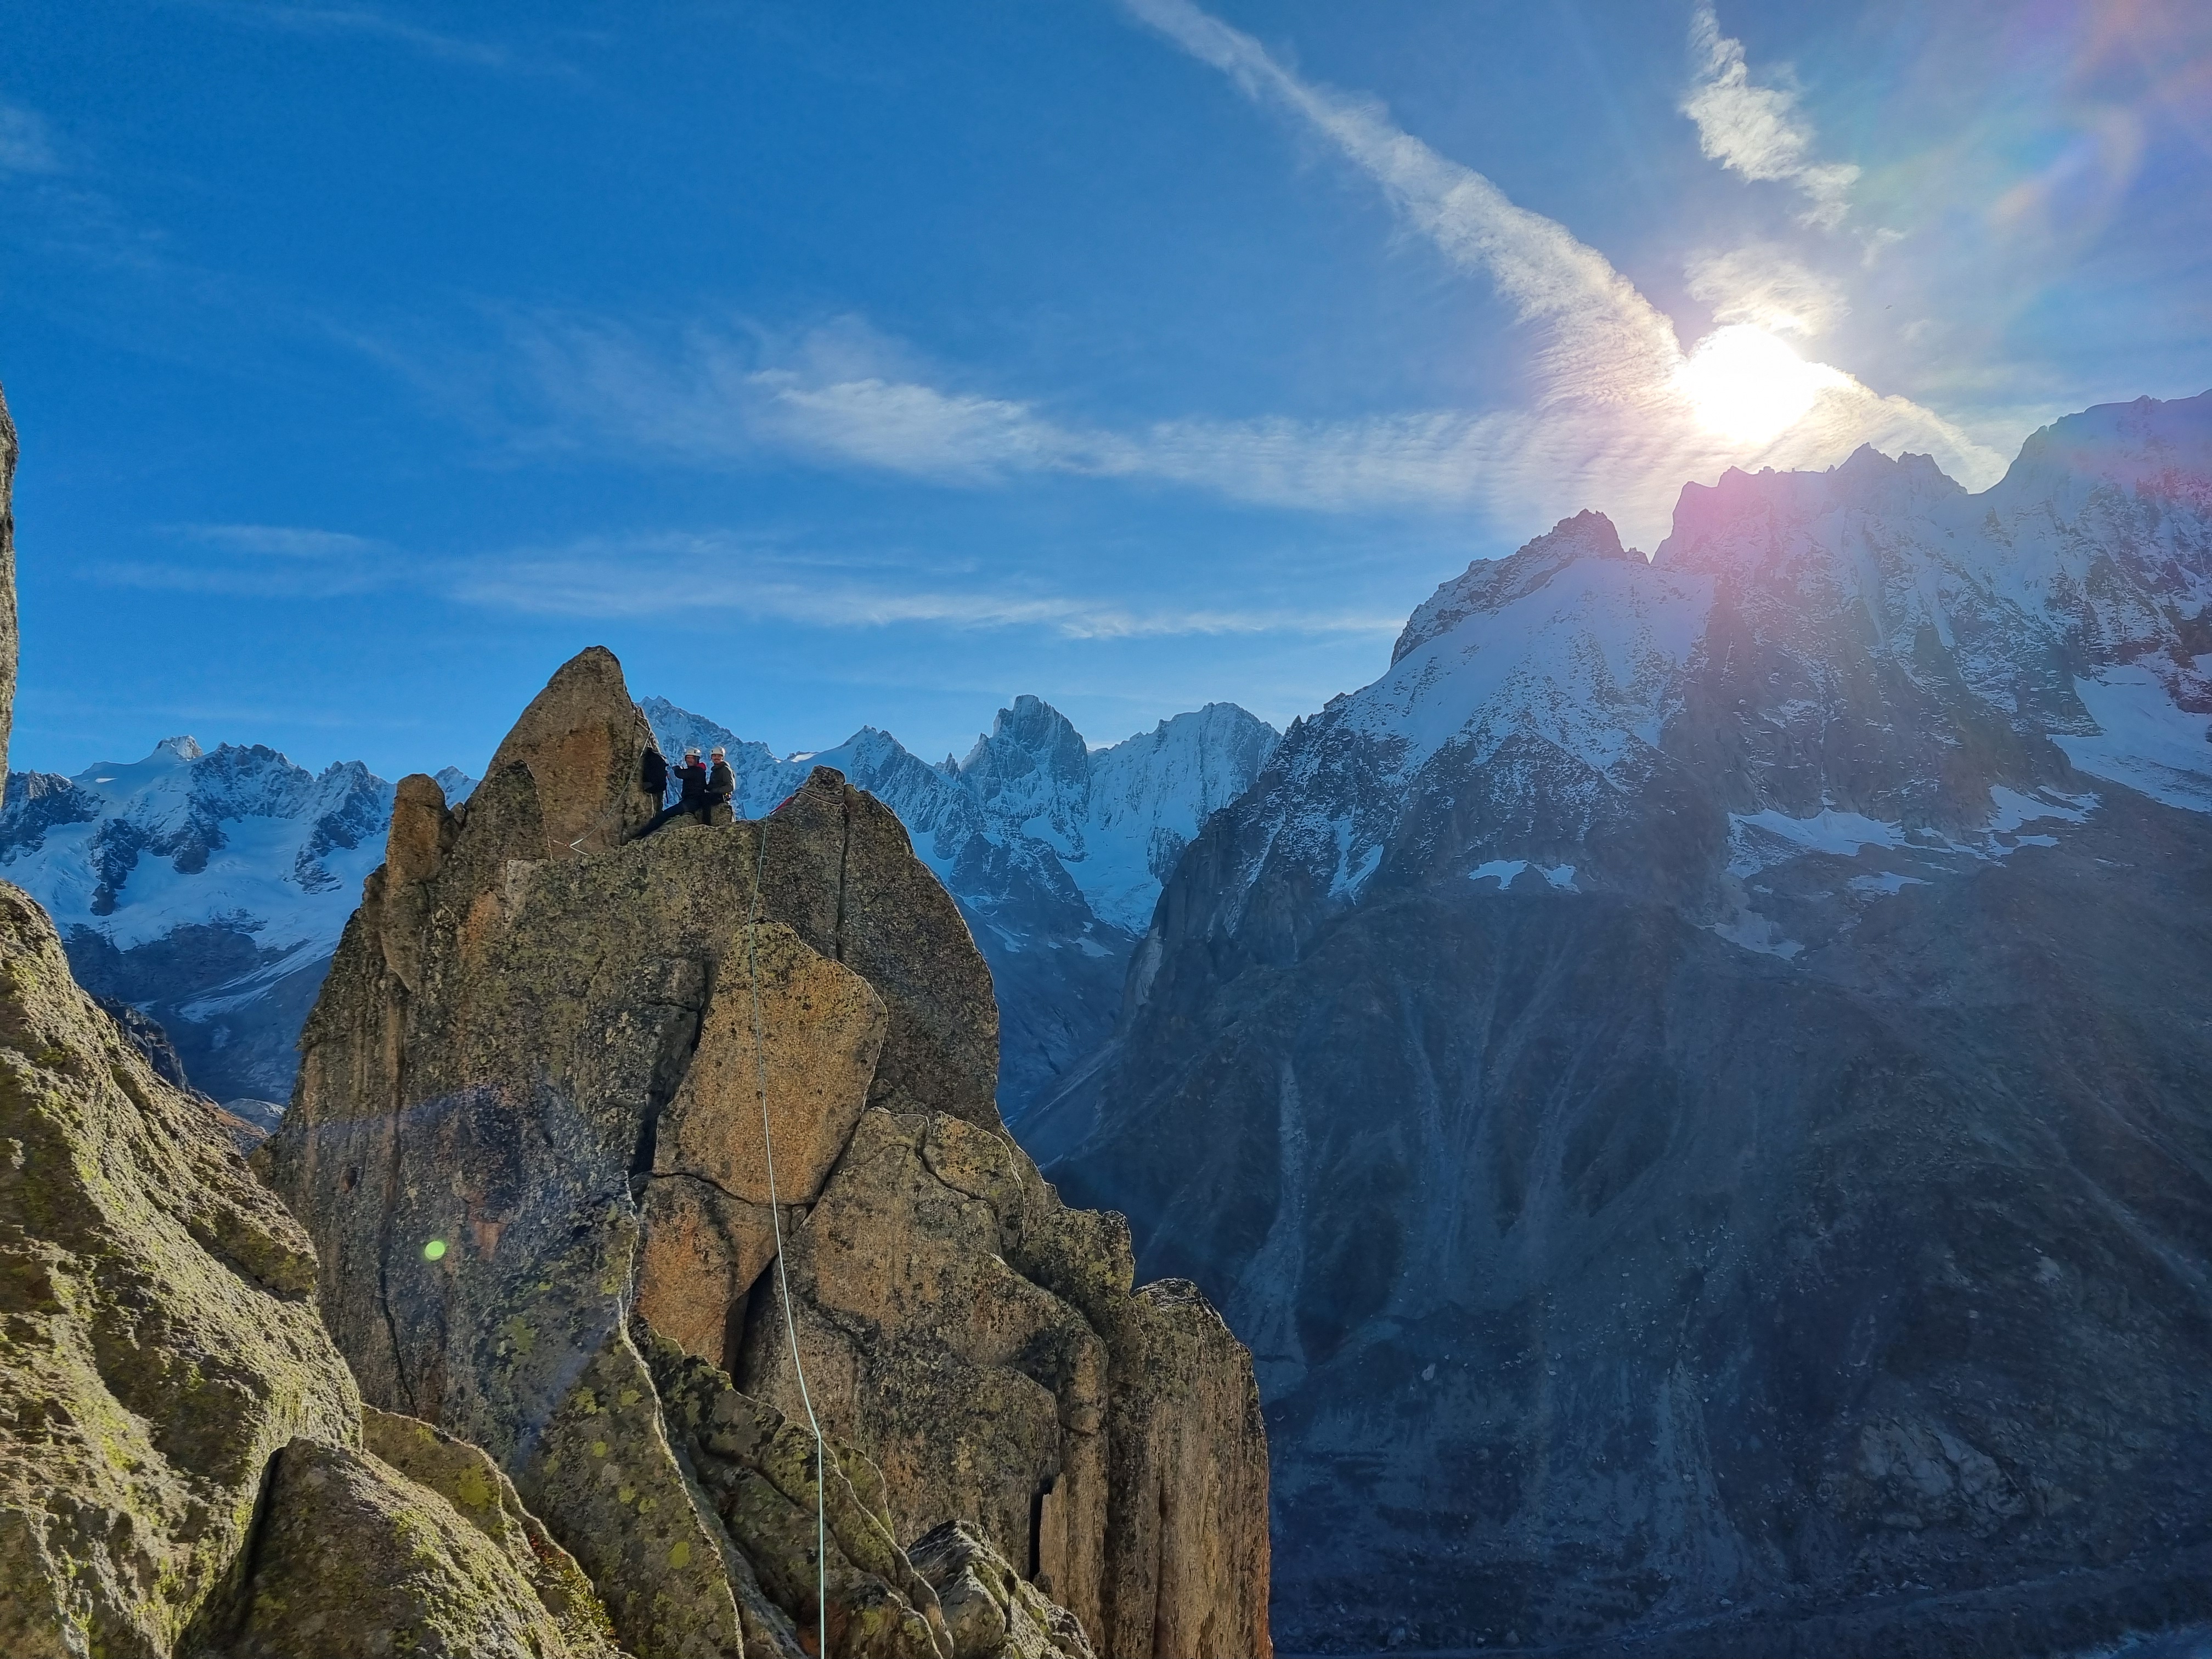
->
<box><xmin>4</xmin><ymin>0</ymin><xmax>2207</xmax><ymax>780</ymax></box>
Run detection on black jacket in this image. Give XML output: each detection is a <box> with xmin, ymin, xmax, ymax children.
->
<box><xmin>676</xmin><ymin>760</ymin><xmax>709</xmax><ymax>805</ymax></box>
<box><xmin>706</xmin><ymin>760</ymin><xmax>735</xmax><ymax>805</ymax></box>
<box><xmin>641</xmin><ymin>746</ymin><xmax>668</xmax><ymax>799</ymax></box>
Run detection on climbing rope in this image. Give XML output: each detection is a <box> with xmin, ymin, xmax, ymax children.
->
<box><xmin>744</xmin><ymin>813</ymin><xmax>835</xmax><ymax>1657</ymax></box>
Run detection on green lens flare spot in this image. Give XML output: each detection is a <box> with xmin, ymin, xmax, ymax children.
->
<box><xmin>423</xmin><ymin>1239</ymin><xmax>448</xmax><ymax>1261</ymax></box>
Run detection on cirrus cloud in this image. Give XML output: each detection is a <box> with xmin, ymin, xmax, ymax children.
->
<box><xmin>1681</xmin><ymin>2</ymin><xmax>1859</xmax><ymax>228</ymax></box>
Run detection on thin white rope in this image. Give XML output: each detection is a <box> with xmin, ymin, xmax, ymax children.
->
<box><xmin>745</xmin><ymin>817</ymin><xmax>834</xmax><ymax>1657</ymax></box>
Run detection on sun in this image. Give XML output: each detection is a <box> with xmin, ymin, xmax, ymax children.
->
<box><xmin>1675</xmin><ymin>324</ymin><xmax>1838</xmax><ymax>447</ymax></box>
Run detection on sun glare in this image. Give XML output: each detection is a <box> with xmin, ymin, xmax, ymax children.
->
<box><xmin>1677</xmin><ymin>324</ymin><xmax>1835</xmax><ymax>446</ymax></box>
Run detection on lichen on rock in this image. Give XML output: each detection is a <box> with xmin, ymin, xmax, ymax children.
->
<box><xmin>0</xmin><ymin>879</ymin><xmax>360</xmax><ymax>1656</ymax></box>
<box><xmin>215</xmin><ymin>1437</ymin><xmax>603</xmax><ymax>1659</ymax></box>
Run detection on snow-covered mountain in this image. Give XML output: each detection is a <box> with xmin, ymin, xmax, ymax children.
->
<box><xmin>1123</xmin><ymin>396</ymin><xmax>2212</xmax><ymax>955</ymax></box>
<box><xmin>639</xmin><ymin>692</ymin><xmax>1279</xmax><ymax>1111</ymax></box>
<box><xmin>1035</xmin><ymin>392</ymin><xmax>2212</xmax><ymax>1656</ymax></box>
<box><xmin>2</xmin><ymin>692</ymin><xmax>1274</xmax><ymax>1116</ymax></box>
<box><xmin>0</xmin><ymin>738</ymin><xmax>409</xmax><ymax>1103</ymax></box>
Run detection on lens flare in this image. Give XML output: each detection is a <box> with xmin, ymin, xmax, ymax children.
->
<box><xmin>1677</xmin><ymin>324</ymin><xmax>1838</xmax><ymax>445</ymax></box>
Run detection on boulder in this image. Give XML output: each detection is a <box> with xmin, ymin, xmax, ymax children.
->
<box><xmin>214</xmin><ymin>1438</ymin><xmax>608</xmax><ymax>1659</ymax></box>
<box><xmin>261</xmin><ymin>647</ymin><xmax>1272</xmax><ymax>1657</ymax></box>
<box><xmin>908</xmin><ymin>1521</ymin><xmax>1097</xmax><ymax>1659</ymax></box>
<box><xmin>362</xmin><ymin>1406</ymin><xmax>623</xmax><ymax>1657</ymax></box>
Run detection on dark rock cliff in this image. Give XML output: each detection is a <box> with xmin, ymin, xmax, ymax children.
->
<box><xmin>1036</xmin><ymin>397</ymin><xmax>2212</xmax><ymax>1655</ymax></box>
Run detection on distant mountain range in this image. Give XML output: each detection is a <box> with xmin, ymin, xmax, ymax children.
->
<box><xmin>0</xmin><ymin>738</ymin><xmax>397</xmax><ymax>1106</ymax></box>
<box><xmin>639</xmin><ymin>692</ymin><xmax>1277</xmax><ymax>1114</ymax></box>
<box><xmin>1031</xmin><ymin>391</ymin><xmax>2212</xmax><ymax>1654</ymax></box>
<box><xmin>0</xmin><ymin>694</ymin><xmax>1276</xmax><ymax>1114</ymax></box>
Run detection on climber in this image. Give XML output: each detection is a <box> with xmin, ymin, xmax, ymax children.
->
<box><xmin>706</xmin><ymin>746</ymin><xmax>737</xmax><ymax>826</ymax></box>
<box><xmin>640</xmin><ymin>739</ymin><xmax>669</xmax><ymax>804</ymax></box>
<box><xmin>635</xmin><ymin>747</ymin><xmax>709</xmax><ymax>838</ymax></box>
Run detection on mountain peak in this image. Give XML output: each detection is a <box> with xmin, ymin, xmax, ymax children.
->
<box><xmin>156</xmin><ymin>735</ymin><xmax>204</xmax><ymax>761</ymax></box>
<box><xmin>959</xmin><ymin>696</ymin><xmax>1092</xmax><ymax>827</ymax></box>
<box><xmin>1990</xmin><ymin>388</ymin><xmax>2212</xmax><ymax>515</ymax></box>
<box><xmin>1392</xmin><ymin>509</ymin><xmax>1634</xmax><ymax>665</ymax></box>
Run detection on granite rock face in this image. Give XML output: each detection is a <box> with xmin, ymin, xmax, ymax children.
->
<box><xmin>260</xmin><ymin>647</ymin><xmax>1270</xmax><ymax>1657</ymax></box>
<box><xmin>0</xmin><ymin>874</ymin><xmax>623</xmax><ymax>1658</ymax></box>
<box><xmin>0</xmin><ymin>881</ymin><xmax>359</xmax><ymax>1655</ymax></box>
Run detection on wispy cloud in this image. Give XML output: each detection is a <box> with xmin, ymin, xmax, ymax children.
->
<box><xmin>0</xmin><ymin>101</ymin><xmax>60</xmax><ymax>175</ymax></box>
<box><xmin>449</xmin><ymin>532</ymin><xmax>1401</xmax><ymax>639</ymax></box>
<box><xmin>95</xmin><ymin>522</ymin><xmax>399</xmax><ymax>597</ymax></box>
<box><xmin>105</xmin><ymin>522</ymin><xmax>1401</xmax><ymax>640</ymax></box>
<box><xmin>507</xmin><ymin>314</ymin><xmax>1119</xmax><ymax>483</ymax></box>
<box><xmin>176</xmin><ymin>522</ymin><xmax>388</xmax><ymax>558</ymax></box>
<box><xmin>170</xmin><ymin>1</ymin><xmax>577</xmax><ymax>79</ymax></box>
<box><xmin>501</xmin><ymin>312</ymin><xmax>1557</xmax><ymax>514</ymax></box>
<box><xmin>1681</xmin><ymin>2</ymin><xmax>1858</xmax><ymax>228</ymax></box>
<box><xmin>1684</xmin><ymin>244</ymin><xmax>1849</xmax><ymax>336</ymax></box>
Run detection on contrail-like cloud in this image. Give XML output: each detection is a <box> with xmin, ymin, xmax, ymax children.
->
<box><xmin>1681</xmin><ymin>2</ymin><xmax>1858</xmax><ymax>228</ymax></box>
<box><xmin>1121</xmin><ymin>0</ymin><xmax>1680</xmax><ymax>405</ymax></box>
<box><xmin>1118</xmin><ymin>0</ymin><xmax>1999</xmax><ymax>538</ymax></box>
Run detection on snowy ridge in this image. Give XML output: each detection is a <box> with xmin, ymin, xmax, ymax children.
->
<box><xmin>1084</xmin><ymin>703</ymin><xmax>1284</xmax><ymax>930</ymax></box>
<box><xmin>641</xmin><ymin>692</ymin><xmax>1281</xmax><ymax>938</ymax></box>
<box><xmin>1348</xmin><ymin>520</ymin><xmax>1711</xmax><ymax>786</ymax></box>
<box><xmin>0</xmin><ymin>737</ymin><xmax>414</xmax><ymax>1101</ymax></box>
<box><xmin>1177</xmin><ymin>391</ymin><xmax>2212</xmax><ymax>955</ymax></box>
<box><xmin>2</xmin><ymin>738</ymin><xmax>395</xmax><ymax>955</ymax></box>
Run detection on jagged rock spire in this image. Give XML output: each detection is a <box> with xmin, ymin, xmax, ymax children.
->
<box><xmin>479</xmin><ymin>645</ymin><xmax>661</xmax><ymax>857</ymax></box>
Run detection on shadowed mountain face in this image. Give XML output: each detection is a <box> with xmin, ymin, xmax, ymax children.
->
<box><xmin>1034</xmin><ymin>394</ymin><xmax>2212</xmax><ymax>1656</ymax></box>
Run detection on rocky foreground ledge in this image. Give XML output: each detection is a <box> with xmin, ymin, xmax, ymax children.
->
<box><xmin>0</xmin><ymin>640</ymin><xmax>1269</xmax><ymax>1657</ymax></box>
